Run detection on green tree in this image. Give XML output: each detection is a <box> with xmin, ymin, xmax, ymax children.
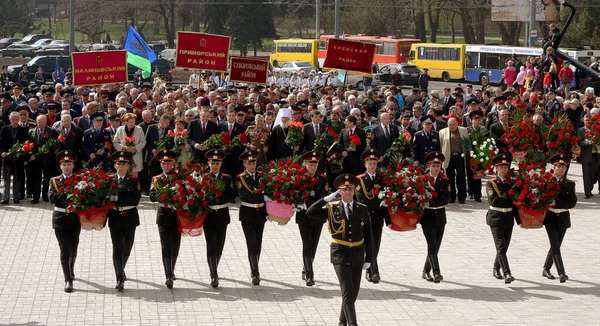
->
<box><xmin>226</xmin><ymin>3</ymin><xmax>277</xmax><ymax>56</ymax></box>
<box><xmin>0</xmin><ymin>0</ymin><xmax>37</xmax><ymax>37</ymax></box>
<box><xmin>204</xmin><ymin>0</ymin><xmax>229</xmax><ymax>35</ymax></box>
<box><xmin>560</xmin><ymin>0</ymin><xmax>600</xmax><ymax>49</ymax></box>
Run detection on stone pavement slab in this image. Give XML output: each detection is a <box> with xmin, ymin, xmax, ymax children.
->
<box><xmin>0</xmin><ymin>163</ymin><xmax>599</xmax><ymax>326</ymax></box>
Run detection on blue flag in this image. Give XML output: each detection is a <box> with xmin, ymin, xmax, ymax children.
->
<box><xmin>55</xmin><ymin>58</ymin><xmax>65</xmax><ymax>82</ymax></box>
<box><xmin>123</xmin><ymin>25</ymin><xmax>158</xmax><ymax>78</ymax></box>
<box><xmin>337</xmin><ymin>70</ymin><xmax>346</xmax><ymax>82</ymax></box>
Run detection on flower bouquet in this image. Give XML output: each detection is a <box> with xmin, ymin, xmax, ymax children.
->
<box><xmin>546</xmin><ymin>115</ymin><xmax>576</xmax><ymax>156</ymax></box>
<box><xmin>384</xmin><ymin>129</ymin><xmax>411</xmax><ymax>162</ymax></box>
<box><xmin>66</xmin><ymin>168</ymin><xmax>117</xmax><ymax>230</ymax></box>
<box><xmin>259</xmin><ymin>159</ymin><xmax>316</xmax><ymax>225</ymax></box>
<box><xmin>378</xmin><ymin>159</ymin><xmax>435</xmax><ymax>231</ymax></box>
<box><xmin>58</xmin><ymin>133</ymin><xmax>66</xmax><ymax>143</ymax></box>
<box><xmin>501</xmin><ymin>111</ymin><xmax>542</xmax><ymax>158</ymax></box>
<box><xmin>469</xmin><ymin>130</ymin><xmax>498</xmax><ymax>178</ymax></box>
<box><xmin>8</xmin><ymin>141</ymin><xmax>34</xmax><ymax>160</ymax></box>
<box><xmin>155</xmin><ymin>129</ymin><xmax>175</xmax><ymax>151</ymax></box>
<box><xmin>285</xmin><ymin>121</ymin><xmax>304</xmax><ymax>150</ymax></box>
<box><xmin>348</xmin><ymin>133</ymin><xmax>362</xmax><ymax>151</ymax></box>
<box><xmin>584</xmin><ymin>113</ymin><xmax>600</xmax><ymax>151</ymax></box>
<box><xmin>203</xmin><ymin>132</ymin><xmax>235</xmax><ymax>154</ymax></box>
<box><xmin>173</xmin><ymin>131</ymin><xmax>188</xmax><ymax>151</ymax></box>
<box><xmin>314</xmin><ymin>126</ymin><xmax>339</xmax><ymax>155</ymax></box>
<box><xmin>509</xmin><ymin>159</ymin><xmax>559</xmax><ymax>229</ymax></box>
<box><xmin>230</xmin><ymin>133</ymin><xmax>248</xmax><ymax>149</ymax></box>
<box><xmin>35</xmin><ymin>138</ymin><xmax>62</xmax><ymax>158</ymax></box>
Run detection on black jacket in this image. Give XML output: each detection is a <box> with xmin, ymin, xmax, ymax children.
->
<box><xmin>544</xmin><ymin>179</ymin><xmax>577</xmax><ymax>229</ymax></box>
<box><xmin>204</xmin><ymin>173</ymin><xmax>235</xmax><ymax>227</ymax></box>
<box><xmin>150</xmin><ymin>173</ymin><xmax>178</xmax><ymax>227</ymax></box>
<box><xmin>108</xmin><ymin>174</ymin><xmax>142</xmax><ymax>230</ymax></box>
<box><xmin>486</xmin><ymin>177</ymin><xmax>517</xmax><ymax>228</ymax></box>
<box><xmin>236</xmin><ymin>171</ymin><xmax>267</xmax><ymax>224</ymax></box>
<box><xmin>419</xmin><ymin>176</ymin><xmax>450</xmax><ymax>227</ymax></box>
<box><xmin>49</xmin><ymin>175</ymin><xmax>81</xmax><ymax>231</ymax></box>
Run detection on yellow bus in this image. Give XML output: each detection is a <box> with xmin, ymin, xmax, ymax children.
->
<box><xmin>269</xmin><ymin>39</ymin><xmax>319</xmax><ymax>67</ymax></box>
<box><xmin>408</xmin><ymin>43</ymin><xmax>467</xmax><ymax>82</ymax></box>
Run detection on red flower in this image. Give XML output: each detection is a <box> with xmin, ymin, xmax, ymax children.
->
<box><xmin>58</xmin><ymin>134</ymin><xmax>66</xmax><ymax>142</ymax></box>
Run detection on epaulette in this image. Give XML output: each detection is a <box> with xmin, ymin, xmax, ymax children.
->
<box><xmin>108</xmin><ymin>174</ymin><xmax>115</xmax><ymax>177</ymax></box>
<box><xmin>356</xmin><ymin>202</ymin><xmax>367</xmax><ymax>208</ymax></box>
<box><xmin>152</xmin><ymin>175</ymin><xmax>161</xmax><ymax>179</ymax></box>
<box><xmin>237</xmin><ymin>172</ymin><xmax>245</xmax><ymax>177</ymax></box>
<box><xmin>128</xmin><ymin>174</ymin><xmax>138</xmax><ymax>179</ymax></box>
<box><xmin>221</xmin><ymin>173</ymin><xmax>231</xmax><ymax>177</ymax></box>
<box><xmin>317</xmin><ymin>172</ymin><xmax>326</xmax><ymax>178</ymax></box>
<box><xmin>489</xmin><ymin>177</ymin><xmax>497</xmax><ymax>181</ymax></box>
<box><xmin>356</xmin><ymin>174</ymin><xmax>366</xmax><ymax>178</ymax></box>
<box><xmin>51</xmin><ymin>176</ymin><xmax>61</xmax><ymax>180</ymax></box>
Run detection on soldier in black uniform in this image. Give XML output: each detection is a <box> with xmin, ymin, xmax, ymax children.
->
<box><xmin>542</xmin><ymin>153</ymin><xmax>577</xmax><ymax>283</ymax></box>
<box><xmin>466</xmin><ymin>110</ymin><xmax>489</xmax><ymax>202</ymax></box>
<box><xmin>411</xmin><ymin>115</ymin><xmax>440</xmax><ymax>164</ymax></box>
<box><xmin>107</xmin><ymin>151</ymin><xmax>142</xmax><ymax>291</ymax></box>
<box><xmin>295</xmin><ymin>151</ymin><xmax>329</xmax><ymax>286</ymax></box>
<box><xmin>203</xmin><ymin>149</ymin><xmax>235</xmax><ymax>288</ymax></box>
<box><xmin>486</xmin><ymin>153</ymin><xmax>517</xmax><ymax>284</ymax></box>
<box><xmin>356</xmin><ymin>148</ymin><xmax>389</xmax><ymax>284</ymax></box>
<box><xmin>236</xmin><ymin>150</ymin><xmax>267</xmax><ymax>285</ymax></box>
<box><xmin>420</xmin><ymin>152</ymin><xmax>451</xmax><ymax>283</ymax></box>
<box><xmin>49</xmin><ymin>150</ymin><xmax>81</xmax><ymax>293</ymax></box>
<box><xmin>306</xmin><ymin>174</ymin><xmax>373</xmax><ymax>326</ymax></box>
<box><xmin>149</xmin><ymin>149</ymin><xmax>181</xmax><ymax>289</ymax></box>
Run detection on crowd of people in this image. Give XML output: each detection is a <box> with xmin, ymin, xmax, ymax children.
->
<box><xmin>0</xmin><ymin>63</ymin><xmax>593</xmax><ymax>326</ymax></box>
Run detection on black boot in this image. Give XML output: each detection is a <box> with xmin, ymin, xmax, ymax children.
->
<box><xmin>208</xmin><ymin>256</ymin><xmax>219</xmax><ymax>288</ymax></box>
<box><xmin>498</xmin><ymin>255</ymin><xmax>514</xmax><ymax>284</ymax></box>
<box><xmin>365</xmin><ymin>267</ymin><xmax>373</xmax><ymax>282</ymax></box>
<box><xmin>428</xmin><ymin>255</ymin><xmax>443</xmax><ymax>283</ymax></box>
<box><xmin>343</xmin><ymin>304</ymin><xmax>357</xmax><ymax>326</ymax></box>
<box><xmin>422</xmin><ymin>257</ymin><xmax>433</xmax><ymax>282</ymax></box>
<box><xmin>303</xmin><ymin>257</ymin><xmax>315</xmax><ymax>286</ymax></box>
<box><xmin>542</xmin><ymin>252</ymin><xmax>556</xmax><ymax>279</ymax></box>
<box><xmin>171</xmin><ymin>255</ymin><xmax>178</xmax><ymax>281</ymax></box>
<box><xmin>61</xmin><ymin>260</ymin><xmax>73</xmax><ymax>293</ymax></box>
<box><xmin>249</xmin><ymin>254</ymin><xmax>260</xmax><ymax>285</ymax></box>
<box><xmin>370</xmin><ymin>260</ymin><xmax>380</xmax><ymax>283</ymax></box>
<box><xmin>122</xmin><ymin>256</ymin><xmax>129</xmax><ymax>281</ymax></box>
<box><xmin>69</xmin><ymin>256</ymin><xmax>77</xmax><ymax>280</ymax></box>
<box><xmin>113</xmin><ymin>259</ymin><xmax>125</xmax><ymax>291</ymax></box>
<box><xmin>163</xmin><ymin>258</ymin><xmax>173</xmax><ymax>289</ymax></box>
<box><xmin>493</xmin><ymin>269</ymin><xmax>503</xmax><ymax>279</ymax></box>
<box><xmin>553</xmin><ymin>253</ymin><xmax>569</xmax><ymax>283</ymax></box>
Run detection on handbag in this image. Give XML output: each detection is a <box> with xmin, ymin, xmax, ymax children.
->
<box><xmin>549</xmin><ymin>61</ymin><xmax>557</xmax><ymax>74</ymax></box>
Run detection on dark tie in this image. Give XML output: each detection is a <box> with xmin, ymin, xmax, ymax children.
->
<box><xmin>118</xmin><ymin>177</ymin><xmax>122</xmax><ymax>185</ymax></box>
<box><xmin>159</xmin><ymin>128</ymin><xmax>164</xmax><ymax>138</ymax></box>
<box><xmin>229</xmin><ymin>124</ymin><xmax>233</xmax><ymax>136</ymax></box>
<box><xmin>315</xmin><ymin>124</ymin><xmax>319</xmax><ymax>137</ymax></box>
<box><xmin>202</xmin><ymin>123</ymin><xmax>206</xmax><ymax>135</ymax></box>
<box><xmin>349</xmin><ymin>129</ymin><xmax>353</xmax><ymax>136</ymax></box>
<box><xmin>384</xmin><ymin>126</ymin><xmax>389</xmax><ymax>138</ymax></box>
<box><xmin>346</xmin><ymin>203</ymin><xmax>352</xmax><ymax>220</ymax></box>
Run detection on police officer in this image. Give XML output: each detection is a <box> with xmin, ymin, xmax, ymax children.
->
<box><xmin>107</xmin><ymin>151</ymin><xmax>142</xmax><ymax>291</ymax></box>
<box><xmin>204</xmin><ymin>149</ymin><xmax>235</xmax><ymax>288</ymax></box>
<box><xmin>466</xmin><ymin>110</ymin><xmax>489</xmax><ymax>202</ymax></box>
<box><xmin>237</xmin><ymin>150</ymin><xmax>267</xmax><ymax>285</ymax></box>
<box><xmin>149</xmin><ymin>149</ymin><xmax>181</xmax><ymax>289</ymax></box>
<box><xmin>420</xmin><ymin>152</ymin><xmax>450</xmax><ymax>283</ymax></box>
<box><xmin>486</xmin><ymin>153</ymin><xmax>517</xmax><ymax>284</ymax></box>
<box><xmin>306</xmin><ymin>174</ymin><xmax>373</xmax><ymax>326</ymax></box>
<box><xmin>49</xmin><ymin>150</ymin><xmax>81</xmax><ymax>293</ymax></box>
<box><xmin>356</xmin><ymin>148</ymin><xmax>389</xmax><ymax>284</ymax></box>
<box><xmin>295</xmin><ymin>151</ymin><xmax>329</xmax><ymax>286</ymax></box>
<box><xmin>542</xmin><ymin>153</ymin><xmax>577</xmax><ymax>283</ymax></box>
<box><xmin>411</xmin><ymin>115</ymin><xmax>441</xmax><ymax>164</ymax></box>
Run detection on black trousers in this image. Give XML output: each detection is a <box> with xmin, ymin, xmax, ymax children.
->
<box><xmin>334</xmin><ymin>264</ymin><xmax>363</xmax><ymax>325</ymax></box>
<box><xmin>466</xmin><ymin>165</ymin><xmax>482</xmax><ymax>200</ymax></box>
<box><xmin>109</xmin><ymin>226</ymin><xmax>137</xmax><ymax>261</ymax></box>
<box><xmin>422</xmin><ymin>224</ymin><xmax>445</xmax><ymax>273</ymax></box>
<box><xmin>204</xmin><ymin>225</ymin><xmax>228</xmax><ymax>258</ymax></box>
<box><xmin>27</xmin><ymin>162</ymin><xmax>56</xmax><ymax>201</ymax></box>
<box><xmin>54</xmin><ymin>228</ymin><xmax>81</xmax><ymax>281</ymax></box>
<box><xmin>544</xmin><ymin>225</ymin><xmax>567</xmax><ymax>269</ymax></box>
<box><xmin>158</xmin><ymin>225</ymin><xmax>182</xmax><ymax>259</ymax></box>
<box><xmin>446</xmin><ymin>153</ymin><xmax>467</xmax><ymax>202</ymax></box>
<box><xmin>491</xmin><ymin>226</ymin><xmax>513</xmax><ymax>271</ymax></box>
<box><xmin>241</xmin><ymin>221</ymin><xmax>265</xmax><ymax>256</ymax></box>
<box><xmin>581</xmin><ymin>155</ymin><xmax>598</xmax><ymax>195</ymax></box>
<box><xmin>368</xmin><ymin>212</ymin><xmax>384</xmax><ymax>275</ymax></box>
<box><xmin>298</xmin><ymin>223</ymin><xmax>323</xmax><ymax>259</ymax></box>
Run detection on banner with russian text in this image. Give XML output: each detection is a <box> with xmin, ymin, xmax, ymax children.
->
<box><xmin>176</xmin><ymin>32</ymin><xmax>230</xmax><ymax>71</ymax></box>
<box><xmin>323</xmin><ymin>39</ymin><xmax>375</xmax><ymax>74</ymax></box>
<box><xmin>71</xmin><ymin>50</ymin><xmax>128</xmax><ymax>86</ymax></box>
<box><xmin>229</xmin><ymin>56</ymin><xmax>269</xmax><ymax>84</ymax></box>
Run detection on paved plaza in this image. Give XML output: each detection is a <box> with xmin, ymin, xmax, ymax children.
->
<box><xmin>1</xmin><ymin>163</ymin><xmax>599</xmax><ymax>326</ymax></box>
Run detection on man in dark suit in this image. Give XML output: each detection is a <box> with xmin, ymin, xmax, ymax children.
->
<box><xmin>577</xmin><ymin>114</ymin><xmax>597</xmax><ymax>199</ymax></box>
<box><xmin>149</xmin><ymin>149</ymin><xmax>180</xmax><ymax>289</ymax></box>
<box><xmin>187</xmin><ymin>109</ymin><xmax>220</xmax><ymax>164</ymax></box>
<box><xmin>56</xmin><ymin>115</ymin><xmax>84</xmax><ymax>171</ymax></box>
<box><xmin>236</xmin><ymin>150</ymin><xmax>267</xmax><ymax>285</ymax></box>
<box><xmin>203</xmin><ymin>149</ymin><xmax>235</xmax><ymax>288</ymax></box>
<box><xmin>542</xmin><ymin>153</ymin><xmax>577</xmax><ymax>283</ymax></box>
<box><xmin>0</xmin><ymin>111</ymin><xmax>29</xmax><ymax>204</ymax></box>
<box><xmin>489</xmin><ymin>106</ymin><xmax>510</xmax><ymax>153</ymax></box>
<box><xmin>145</xmin><ymin>115</ymin><xmax>173</xmax><ymax>183</ymax></box>
<box><xmin>220</xmin><ymin>109</ymin><xmax>246</xmax><ymax>177</ymax></box>
<box><xmin>356</xmin><ymin>149</ymin><xmax>390</xmax><ymax>284</ymax></box>
<box><xmin>27</xmin><ymin>115</ymin><xmax>59</xmax><ymax>203</ymax></box>
<box><xmin>107</xmin><ymin>151</ymin><xmax>142</xmax><ymax>291</ymax></box>
<box><xmin>441</xmin><ymin>88</ymin><xmax>456</xmax><ymax>115</ymax></box>
<box><xmin>411</xmin><ymin>115</ymin><xmax>441</xmax><ymax>164</ymax></box>
<box><xmin>370</xmin><ymin>112</ymin><xmax>401</xmax><ymax>166</ymax></box>
<box><xmin>486</xmin><ymin>153</ymin><xmax>517</xmax><ymax>284</ymax></box>
<box><xmin>339</xmin><ymin>115</ymin><xmax>366</xmax><ymax>175</ymax></box>
<box><xmin>420</xmin><ymin>152</ymin><xmax>450</xmax><ymax>283</ymax></box>
<box><xmin>82</xmin><ymin>116</ymin><xmax>112</xmax><ymax>171</ymax></box>
<box><xmin>302</xmin><ymin>110</ymin><xmax>327</xmax><ymax>172</ymax></box>
<box><xmin>433</xmin><ymin>109</ymin><xmax>447</xmax><ymax>131</ymax></box>
<box><xmin>306</xmin><ymin>174</ymin><xmax>373</xmax><ymax>326</ymax></box>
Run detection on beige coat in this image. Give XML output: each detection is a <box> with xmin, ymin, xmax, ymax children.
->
<box><xmin>113</xmin><ymin>125</ymin><xmax>147</xmax><ymax>172</ymax></box>
<box><xmin>439</xmin><ymin>126</ymin><xmax>470</xmax><ymax>169</ymax></box>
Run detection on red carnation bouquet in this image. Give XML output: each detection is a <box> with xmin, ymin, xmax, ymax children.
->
<box><xmin>314</xmin><ymin>126</ymin><xmax>338</xmax><ymax>153</ymax></box>
<box><xmin>154</xmin><ymin>130</ymin><xmax>175</xmax><ymax>151</ymax></box>
<box><xmin>58</xmin><ymin>133</ymin><xmax>66</xmax><ymax>142</ymax></box>
<box><xmin>501</xmin><ymin>115</ymin><xmax>542</xmax><ymax>155</ymax></box>
<box><xmin>584</xmin><ymin>113</ymin><xmax>600</xmax><ymax>150</ymax></box>
<box><xmin>378</xmin><ymin>159</ymin><xmax>435</xmax><ymax>215</ymax></box>
<box><xmin>65</xmin><ymin>168</ymin><xmax>117</xmax><ymax>211</ymax></box>
<box><xmin>174</xmin><ymin>130</ymin><xmax>187</xmax><ymax>150</ymax></box>
<box><xmin>546</xmin><ymin>115</ymin><xmax>576</xmax><ymax>156</ymax></box>
<box><xmin>8</xmin><ymin>140</ymin><xmax>34</xmax><ymax>160</ymax></box>
<box><xmin>509</xmin><ymin>160</ymin><xmax>559</xmax><ymax>210</ymax></box>
<box><xmin>285</xmin><ymin>121</ymin><xmax>305</xmax><ymax>149</ymax></box>
<box><xmin>384</xmin><ymin>129</ymin><xmax>411</xmax><ymax>161</ymax></box>
<box><xmin>259</xmin><ymin>159</ymin><xmax>316</xmax><ymax>205</ymax></box>
<box><xmin>124</xmin><ymin>136</ymin><xmax>136</xmax><ymax>152</ymax></box>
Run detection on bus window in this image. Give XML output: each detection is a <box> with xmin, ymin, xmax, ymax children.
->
<box><xmin>409</xmin><ymin>50</ymin><xmax>415</xmax><ymax>61</ymax></box>
<box><xmin>271</xmin><ymin>42</ymin><xmax>276</xmax><ymax>53</ymax></box>
<box><xmin>318</xmin><ymin>41</ymin><xmax>326</xmax><ymax>50</ymax></box>
<box><xmin>383</xmin><ymin>42</ymin><xmax>395</xmax><ymax>56</ymax></box>
<box><xmin>465</xmin><ymin>52</ymin><xmax>479</xmax><ymax>69</ymax></box>
<box><xmin>485</xmin><ymin>54</ymin><xmax>500</xmax><ymax>70</ymax></box>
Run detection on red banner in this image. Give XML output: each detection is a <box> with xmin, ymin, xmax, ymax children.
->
<box><xmin>71</xmin><ymin>50</ymin><xmax>128</xmax><ymax>86</ymax></box>
<box><xmin>176</xmin><ymin>32</ymin><xmax>230</xmax><ymax>71</ymax></box>
<box><xmin>229</xmin><ymin>56</ymin><xmax>269</xmax><ymax>84</ymax></box>
<box><xmin>323</xmin><ymin>39</ymin><xmax>376</xmax><ymax>74</ymax></box>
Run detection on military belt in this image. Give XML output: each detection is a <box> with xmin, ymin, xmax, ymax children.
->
<box><xmin>54</xmin><ymin>207</ymin><xmax>68</xmax><ymax>213</ymax></box>
<box><xmin>425</xmin><ymin>206</ymin><xmax>446</xmax><ymax>210</ymax></box>
<box><xmin>114</xmin><ymin>206</ymin><xmax>136</xmax><ymax>211</ymax></box>
<box><xmin>241</xmin><ymin>202</ymin><xmax>265</xmax><ymax>208</ymax></box>
<box><xmin>209</xmin><ymin>204</ymin><xmax>228</xmax><ymax>210</ymax></box>
<box><xmin>548</xmin><ymin>208</ymin><xmax>568</xmax><ymax>213</ymax></box>
<box><xmin>489</xmin><ymin>206</ymin><xmax>512</xmax><ymax>213</ymax></box>
<box><xmin>331</xmin><ymin>238</ymin><xmax>364</xmax><ymax>247</ymax></box>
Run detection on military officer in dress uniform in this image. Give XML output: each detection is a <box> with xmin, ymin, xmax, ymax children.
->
<box><xmin>486</xmin><ymin>153</ymin><xmax>517</xmax><ymax>284</ymax></box>
<box><xmin>356</xmin><ymin>148</ymin><xmax>389</xmax><ymax>284</ymax></box>
<box><xmin>203</xmin><ymin>149</ymin><xmax>235</xmax><ymax>288</ymax></box>
<box><xmin>149</xmin><ymin>149</ymin><xmax>181</xmax><ymax>289</ymax></box>
<box><xmin>306</xmin><ymin>174</ymin><xmax>373</xmax><ymax>326</ymax></box>
<box><xmin>420</xmin><ymin>152</ymin><xmax>450</xmax><ymax>283</ymax></box>
<box><xmin>107</xmin><ymin>151</ymin><xmax>142</xmax><ymax>291</ymax></box>
<box><xmin>411</xmin><ymin>115</ymin><xmax>441</xmax><ymax>164</ymax></box>
<box><xmin>466</xmin><ymin>110</ymin><xmax>489</xmax><ymax>202</ymax></box>
<box><xmin>237</xmin><ymin>150</ymin><xmax>267</xmax><ymax>285</ymax></box>
<box><xmin>295</xmin><ymin>151</ymin><xmax>329</xmax><ymax>286</ymax></box>
<box><xmin>49</xmin><ymin>150</ymin><xmax>81</xmax><ymax>293</ymax></box>
<box><xmin>542</xmin><ymin>153</ymin><xmax>577</xmax><ymax>283</ymax></box>
<box><xmin>82</xmin><ymin>116</ymin><xmax>112</xmax><ymax>171</ymax></box>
